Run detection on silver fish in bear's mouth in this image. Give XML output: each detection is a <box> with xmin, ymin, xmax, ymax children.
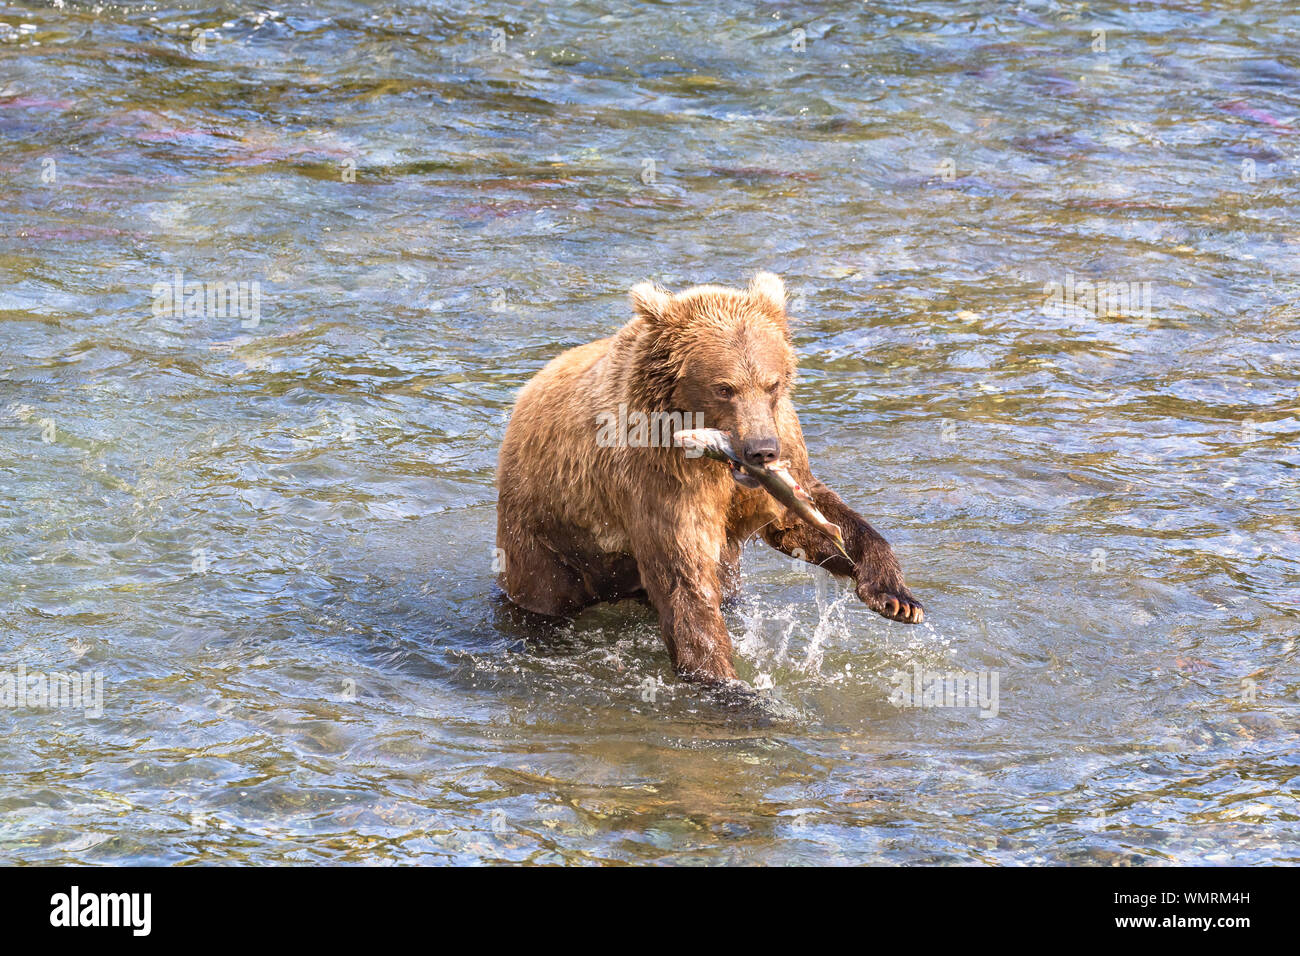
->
<box><xmin>674</xmin><ymin>428</ymin><xmax>853</xmax><ymax>563</ymax></box>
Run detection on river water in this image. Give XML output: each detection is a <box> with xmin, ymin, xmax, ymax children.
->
<box><xmin>1</xmin><ymin>0</ymin><xmax>1297</xmax><ymax>864</ymax></box>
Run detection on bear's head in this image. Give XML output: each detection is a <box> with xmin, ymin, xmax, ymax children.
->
<box><xmin>629</xmin><ymin>272</ymin><xmax>796</xmax><ymax>470</ymax></box>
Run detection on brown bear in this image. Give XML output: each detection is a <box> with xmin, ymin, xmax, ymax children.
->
<box><xmin>496</xmin><ymin>272</ymin><xmax>923</xmax><ymax>685</ymax></box>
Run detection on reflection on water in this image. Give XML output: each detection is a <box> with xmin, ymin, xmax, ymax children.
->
<box><xmin>0</xmin><ymin>0</ymin><xmax>1297</xmax><ymax>864</ymax></box>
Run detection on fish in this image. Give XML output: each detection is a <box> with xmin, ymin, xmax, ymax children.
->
<box><xmin>674</xmin><ymin>428</ymin><xmax>853</xmax><ymax>562</ymax></box>
<box><xmin>1217</xmin><ymin>100</ymin><xmax>1297</xmax><ymax>133</ymax></box>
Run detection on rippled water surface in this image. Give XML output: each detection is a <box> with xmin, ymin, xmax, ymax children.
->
<box><xmin>2</xmin><ymin>0</ymin><xmax>1298</xmax><ymax>864</ymax></box>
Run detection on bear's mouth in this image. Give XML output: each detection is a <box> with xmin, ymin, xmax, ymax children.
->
<box><xmin>728</xmin><ymin>460</ymin><xmax>763</xmax><ymax>490</ymax></box>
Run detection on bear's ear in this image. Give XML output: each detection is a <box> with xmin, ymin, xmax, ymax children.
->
<box><xmin>748</xmin><ymin>271</ymin><xmax>786</xmax><ymax>314</ymax></box>
<box><xmin>629</xmin><ymin>281</ymin><xmax>673</xmax><ymax>324</ymax></box>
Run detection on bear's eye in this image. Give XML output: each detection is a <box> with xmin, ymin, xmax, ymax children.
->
<box><xmin>764</xmin><ymin>381</ymin><xmax>781</xmax><ymax>394</ymax></box>
<box><xmin>715</xmin><ymin>384</ymin><xmax>734</xmax><ymax>400</ymax></box>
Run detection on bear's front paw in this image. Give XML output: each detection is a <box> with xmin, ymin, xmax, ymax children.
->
<box><xmin>855</xmin><ymin>577</ymin><xmax>924</xmax><ymax>624</ymax></box>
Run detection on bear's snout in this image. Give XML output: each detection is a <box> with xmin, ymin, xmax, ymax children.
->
<box><xmin>739</xmin><ymin>436</ymin><xmax>781</xmax><ymax>467</ymax></box>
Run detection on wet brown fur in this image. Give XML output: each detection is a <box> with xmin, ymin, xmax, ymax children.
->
<box><xmin>496</xmin><ymin>273</ymin><xmax>922</xmax><ymax>684</ymax></box>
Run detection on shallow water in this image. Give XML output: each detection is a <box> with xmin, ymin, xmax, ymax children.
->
<box><xmin>1</xmin><ymin>0</ymin><xmax>1297</xmax><ymax>864</ymax></box>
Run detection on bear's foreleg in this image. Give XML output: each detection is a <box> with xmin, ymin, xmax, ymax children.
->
<box><xmin>631</xmin><ymin>521</ymin><xmax>737</xmax><ymax>683</ymax></box>
<box><xmin>761</xmin><ymin>475</ymin><xmax>924</xmax><ymax>624</ymax></box>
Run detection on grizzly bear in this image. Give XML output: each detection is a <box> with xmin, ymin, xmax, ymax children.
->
<box><xmin>496</xmin><ymin>272</ymin><xmax>923</xmax><ymax>685</ymax></box>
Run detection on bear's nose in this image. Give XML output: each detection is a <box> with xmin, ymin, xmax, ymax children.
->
<box><xmin>741</xmin><ymin>436</ymin><xmax>780</xmax><ymax>467</ymax></box>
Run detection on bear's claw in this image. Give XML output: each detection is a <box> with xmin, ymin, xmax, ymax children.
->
<box><xmin>857</xmin><ymin>583</ymin><xmax>925</xmax><ymax>624</ymax></box>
